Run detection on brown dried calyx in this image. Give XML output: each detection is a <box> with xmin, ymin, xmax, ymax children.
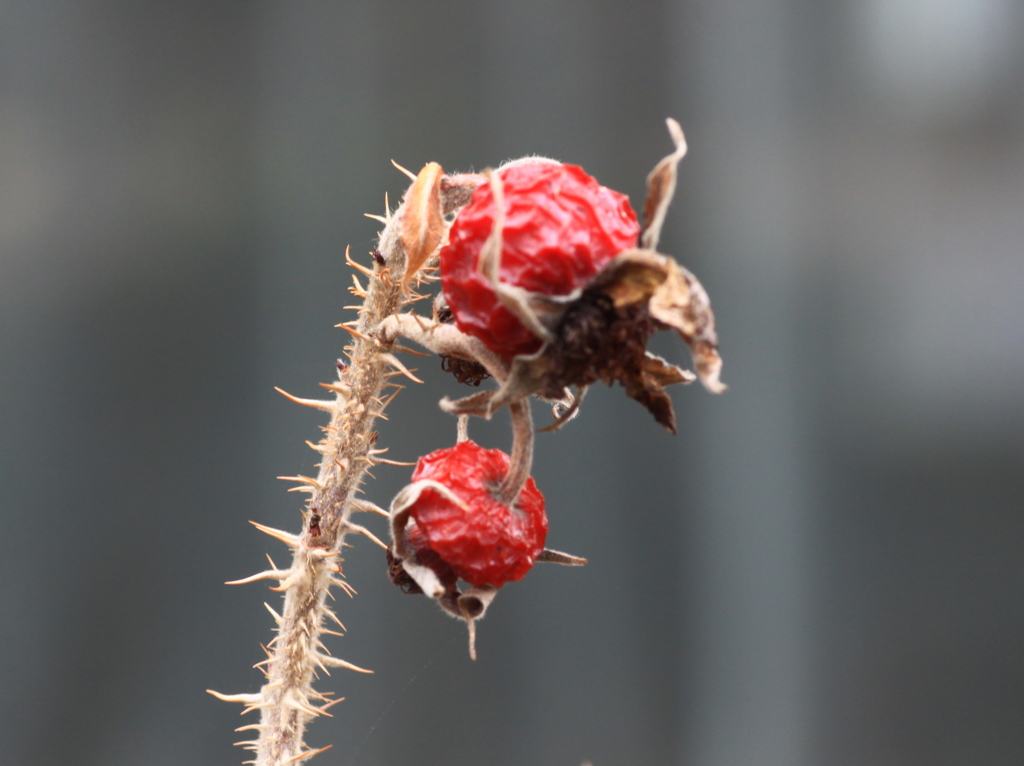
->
<box><xmin>541</xmin><ymin>289</ymin><xmax>685</xmax><ymax>432</ymax></box>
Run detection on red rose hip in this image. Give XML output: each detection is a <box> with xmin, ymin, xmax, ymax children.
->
<box><xmin>440</xmin><ymin>162</ymin><xmax>640</xmax><ymax>359</ymax></box>
<box><xmin>402</xmin><ymin>440</ymin><xmax>547</xmax><ymax>588</ymax></box>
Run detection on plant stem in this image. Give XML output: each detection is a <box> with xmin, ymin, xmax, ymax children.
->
<box><xmin>241</xmin><ymin>208</ymin><xmax>412</xmax><ymax>766</ymax></box>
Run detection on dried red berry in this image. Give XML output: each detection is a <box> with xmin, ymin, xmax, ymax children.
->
<box><xmin>403</xmin><ymin>440</ymin><xmax>547</xmax><ymax>588</ymax></box>
<box><xmin>440</xmin><ymin>162</ymin><xmax>640</xmax><ymax>359</ymax></box>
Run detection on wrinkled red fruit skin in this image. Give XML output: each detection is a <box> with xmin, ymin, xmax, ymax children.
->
<box><xmin>440</xmin><ymin>163</ymin><xmax>640</xmax><ymax>359</ymax></box>
<box><xmin>405</xmin><ymin>440</ymin><xmax>547</xmax><ymax>588</ymax></box>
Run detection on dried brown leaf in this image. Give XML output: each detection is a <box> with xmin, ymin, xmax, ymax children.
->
<box><xmin>400</xmin><ymin>161</ymin><xmax>445</xmax><ymax>291</ymax></box>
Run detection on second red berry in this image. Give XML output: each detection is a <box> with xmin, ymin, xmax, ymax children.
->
<box><xmin>403</xmin><ymin>439</ymin><xmax>548</xmax><ymax>588</ymax></box>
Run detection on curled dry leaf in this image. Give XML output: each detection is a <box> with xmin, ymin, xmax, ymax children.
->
<box><xmin>401</xmin><ymin>161</ymin><xmax>446</xmax><ymax>291</ymax></box>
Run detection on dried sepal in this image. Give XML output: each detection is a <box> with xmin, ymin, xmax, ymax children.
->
<box><xmin>640</xmin><ymin>117</ymin><xmax>688</xmax><ymax>251</ymax></box>
<box><xmin>451</xmin><ymin>585</ymin><xmax>497</xmax><ymax>660</ymax></box>
<box><xmin>400</xmin><ymin>162</ymin><xmax>445</xmax><ymax>292</ymax></box>
<box><xmin>646</xmin><ymin>261</ymin><xmax>725</xmax><ymax>393</ymax></box>
<box><xmin>439</xmin><ymin>172</ymin><xmax>485</xmax><ymax>214</ymax></box>
<box><xmin>476</xmin><ymin>168</ymin><xmax>554</xmax><ymax>345</ymax></box>
<box><xmin>589</xmin><ymin>249</ymin><xmax>725</xmax><ymax>394</ymax></box>
<box><xmin>538</xmin><ymin>386</ymin><xmax>588</xmax><ymax>432</ymax></box>
<box><xmin>536</xmin><ymin>548</ymin><xmax>589</xmax><ymax>566</ymax></box>
<box><xmin>617</xmin><ymin>352</ymin><xmax>694</xmax><ymax>434</ymax></box>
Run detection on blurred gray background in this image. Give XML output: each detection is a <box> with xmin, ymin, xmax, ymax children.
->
<box><xmin>1</xmin><ymin>1</ymin><xmax>1022</xmax><ymax>765</ymax></box>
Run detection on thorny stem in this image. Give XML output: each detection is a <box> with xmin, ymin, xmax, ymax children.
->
<box><xmin>212</xmin><ymin>197</ymin><xmax>419</xmax><ymax>766</ymax></box>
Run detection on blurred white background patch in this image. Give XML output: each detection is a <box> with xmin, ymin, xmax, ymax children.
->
<box><xmin>857</xmin><ymin>0</ymin><xmax>1019</xmax><ymax>124</ymax></box>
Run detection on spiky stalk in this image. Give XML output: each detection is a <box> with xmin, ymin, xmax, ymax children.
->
<box><xmin>209</xmin><ymin>166</ymin><xmax>448</xmax><ymax>765</ymax></box>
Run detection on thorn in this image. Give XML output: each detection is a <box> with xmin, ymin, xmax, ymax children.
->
<box><xmin>391</xmin><ymin>159</ymin><xmax>417</xmax><ymax>181</ymax></box>
<box><xmin>282</xmin><ymin>745</ymin><xmax>334</xmax><ymax>765</ymax></box>
<box><xmin>335</xmin><ymin>323</ymin><xmax>373</xmax><ymax>342</ymax></box>
<box><xmin>318</xmin><ymin>382</ymin><xmax>351</xmax><ymax>395</ymax></box>
<box><xmin>319</xmin><ymin>654</ymin><xmax>374</xmax><ymax>673</ymax></box>
<box><xmin>306</xmin><ymin>440</ymin><xmax>328</xmax><ymax>454</ymax></box>
<box><xmin>384</xmin><ymin>192</ymin><xmax>391</xmax><ymax>220</ymax></box>
<box><xmin>207</xmin><ymin>690</ymin><xmax>262</xmax><ymax>704</ymax></box>
<box><xmin>323</xmin><ymin>607</ymin><xmax>347</xmax><ymax>631</ymax></box>
<box><xmin>225</xmin><ymin>568</ymin><xmax>289</xmax><ymax>586</ymax></box>
<box><xmin>378</xmin><ymin>386</ymin><xmax>403</xmax><ymax>409</ymax></box>
<box><xmin>235</xmin><ymin>724</ymin><xmax>262</xmax><ymax>733</ymax></box>
<box><xmin>351</xmin><ymin>273</ymin><xmax>366</xmax><ymax>295</ymax></box>
<box><xmin>264</xmin><ymin>602</ymin><xmax>283</xmax><ymax>624</ymax></box>
<box><xmin>309</xmin><ymin>547</ymin><xmax>341</xmax><ymax>559</ymax></box>
<box><xmin>381</xmin><ymin>353</ymin><xmax>424</xmax><ymax>383</ymax></box>
<box><xmin>351</xmin><ymin>499</ymin><xmax>390</xmax><ymax>518</ymax></box>
<box><xmin>364</xmin><ymin>212</ymin><xmax>387</xmax><ymax>224</ymax></box>
<box><xmin>288</xmin><ymin>697</ymin><xmax>326</xmax><ymax>718</ymax></box>
<box><xmin>345</xmin><ymin>246</ymin><xmax>375</xmax><ymax>277</ymax></box>
<box><xmin>274</xmin><ymin>387</ymin><xmax>336</xmax><ymax>412</ymax></box>
<box><xmin>320</xmin><ymin>697</ymin><xmax>346</xmax><ymax>713</ymax></box>
<box><xmin>277</xmin><ymin>475</ymin><xmax>324</xmax><ymax>490</ymax></box>
<box><xmin>391</xmin><ymin>344</ymin><xmax>431</xmax><ymax>357</ymax></box>
<box><xmin>269</xmin><ymin>571</ymin><xmax>303</xmax><ymax>592</ymax></box>
<box><xmin>331</xmin><ymin>577</ymin><xmax>358</xmax><ymax>598</ymax></box>
<box><xmin>249</xmin><ymin>521</ymin><xmax>301</xmax><ymax>548</ymax></box>
<box><xmin>372</xmin><ymin>457</ymin><xmax>416</xmax><ymax>467</ymax></box>
<box><xmin>345</xmin><ymin>522</ymin><xmax>387</xmax><ymax>550</ymax></box>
